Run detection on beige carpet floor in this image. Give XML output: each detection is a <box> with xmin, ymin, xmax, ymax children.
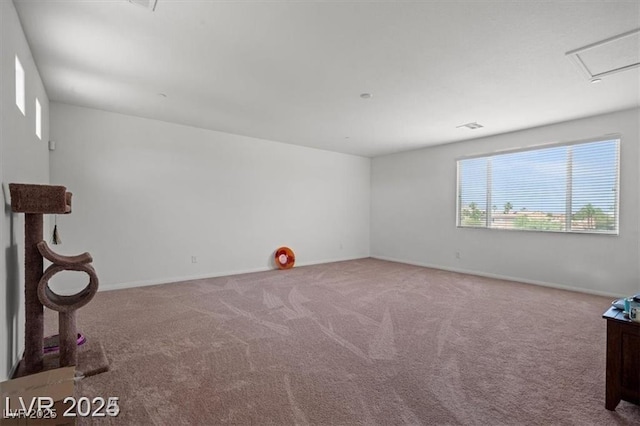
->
<box><xmin>47</xmin><ymin>258</ymin><xmax>639</xmax><ymax>425</ymax></box>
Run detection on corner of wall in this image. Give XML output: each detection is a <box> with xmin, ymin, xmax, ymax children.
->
<box><xmin>1</xmin><ymin>0</ymin><xmax>51</xmax><ymax>381</ymax></box>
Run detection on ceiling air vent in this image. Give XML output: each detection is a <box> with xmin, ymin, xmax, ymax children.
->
<box><xmin>128</xmin><ymin>0</ymin><xmax>158</xmax><ymax>11</ymax></box>
<box><xmin>566</xmin><ymin>28</ymin><xmax>640</xmax><ymax>82</ymax></box>
<box><xmin>456</xmin><ymin>122</ymin><xmax>484</xmax><ymax>130</ymax></box>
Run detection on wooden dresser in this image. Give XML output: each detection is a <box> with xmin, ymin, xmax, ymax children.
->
<box><xmin>603</xmin><ymin>306</ymin><xmax>640</xmax><ymax>410</ymax></box>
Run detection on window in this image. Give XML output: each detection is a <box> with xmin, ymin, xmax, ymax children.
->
<box><xmin>35</xmin><ymin>98</ymin><xmax>42</xmax><ymax>139</ymax></box>
<box><xmin>457</xmin><ymin>138</ymin><xmax>619</xmax><ymax>234</ymax></box>
<box><xmin>15</xmin><ymin>55</ymin><xmax>25</xmax><ymax>115</ymax></box>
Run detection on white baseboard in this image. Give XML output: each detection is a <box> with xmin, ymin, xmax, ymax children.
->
<box><xmin>371</xmin><ymin>255</ymin><xmax>625</xmax><ymax>298</ymax></box>
<box><xmin>100</xmin><ymin>267</ymin><xmax>271</xmax><ymax>292</ymax></box>
<box><xmin>295</xmin><ymin>255</ymin><xmax>369</xmax><ymax>268</ymax></box>
<box><xmin>100</xmin><ymin>255</ymin><xmax>370</xmax><ymax>292</ymax></box>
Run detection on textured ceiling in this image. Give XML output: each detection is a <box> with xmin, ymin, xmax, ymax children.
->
<box><xmin>13</xmin><ymin>0</ymin><xmax>640</xmax><ymax>157</ymax></box>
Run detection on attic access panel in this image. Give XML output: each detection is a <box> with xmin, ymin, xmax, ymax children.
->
<box><xmin>566</xmin><ymin>28</ymin><xmax>640</xmax><ymax>81</ymax></box>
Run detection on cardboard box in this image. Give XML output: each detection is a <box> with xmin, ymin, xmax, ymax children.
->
<box><xmin>0</xmin><ymin>367</ymin><xmax>75</xmax><ymax>425</ymax></box>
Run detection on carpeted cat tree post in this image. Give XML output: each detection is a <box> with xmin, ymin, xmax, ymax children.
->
<box><xmin>9</xmin><ymin>184</ymin><xmax>100</xmax><ymax>375</ymax></box>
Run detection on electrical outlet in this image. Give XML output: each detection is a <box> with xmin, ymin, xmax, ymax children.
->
<box><xmin>191</xmin><ymin>256</ymin><xmax>197</xmax><ymax>263</ymax></box>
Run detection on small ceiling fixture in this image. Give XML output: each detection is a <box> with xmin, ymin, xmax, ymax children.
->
<box><xmin>456</xmin><ymin>122</ymin><xmax>484</xmax><ymax>130</ymax></box>
<box><xmin>158</xmin><ymin>93</ymin><xmax>167</xmax><ymax>98</ymax></box>
<box><xmin>128</xmin><ymin>0</ymin><xmax>158</xmax><ymax>11</ymax></box>
<box><xmin>360</xmin><ymin>93</ymin><xmax>373</xmax><ymax>99</ymax></box>
<box><xmin>590</xmin><ymin>78</ymin><xmax>602</xmax><ymax>84</ymax></box>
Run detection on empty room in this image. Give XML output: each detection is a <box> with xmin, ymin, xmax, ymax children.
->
<box><xmin>1</xmin><ymin>0</ymin><xmax>639</xmax><ymax>424</ymax></box>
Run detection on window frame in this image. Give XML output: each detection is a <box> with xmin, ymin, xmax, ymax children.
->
<box><xmin>15</xmin><ymin>55</ymin><xmax>25</xmax><ymax>116</ymax></box>
<box><xmin>456</xmin><ymin>135</ymin><xmax>621</xmax><ymax>235</ymax></box>
<box><xmin>35</xmin><ymin>98</ymin><xmax>42</xmax><ymax>140</ymax></box>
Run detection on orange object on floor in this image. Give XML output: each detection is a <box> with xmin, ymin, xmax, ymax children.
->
<box><xmin>275</xmin><ymin>247</ymin><xmax>295</xmax><ymax>269</ymax></box>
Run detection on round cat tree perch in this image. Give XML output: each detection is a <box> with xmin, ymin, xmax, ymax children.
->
<box><xmin>9</xmin><ymin>183</ymin><xmax>101</xmax><ymax>375</ymax></box>
<box><xmin>37</xmin><ymin>241</ymin><xmax>99</xmax><ymax>367</ymax></box>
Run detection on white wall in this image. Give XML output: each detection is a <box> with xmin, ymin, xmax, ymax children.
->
<box><xmin>1</xmin><ymin>1</ymin><xmax>51</xmax><ymax>380</ymax></box>
<box><xmin>49</xmin><ymin>103</ymin><xmax>370</xmax><ymax>289</ymax></box>
<box><xmin>371</xmin><ymin>108</ymin><xmax>640</xmax><ymax>297</ymax></box>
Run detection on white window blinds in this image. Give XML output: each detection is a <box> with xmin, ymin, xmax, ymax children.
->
<box><xmin>457</xmin><ymin>138</ymin><xmax>619</xmax><ymax>234</ymax></box>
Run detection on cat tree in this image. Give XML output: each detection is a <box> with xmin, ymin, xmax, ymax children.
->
<box><xmin>10</xmin><ymin>183</ymin><xmax>99</xmax><ymax>375</ymax></box>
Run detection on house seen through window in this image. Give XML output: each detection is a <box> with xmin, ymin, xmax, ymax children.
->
<box><xmin>457</xmin><ymin>138</ymin><xmax>620</xmax><ymax>234</ymax></box>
